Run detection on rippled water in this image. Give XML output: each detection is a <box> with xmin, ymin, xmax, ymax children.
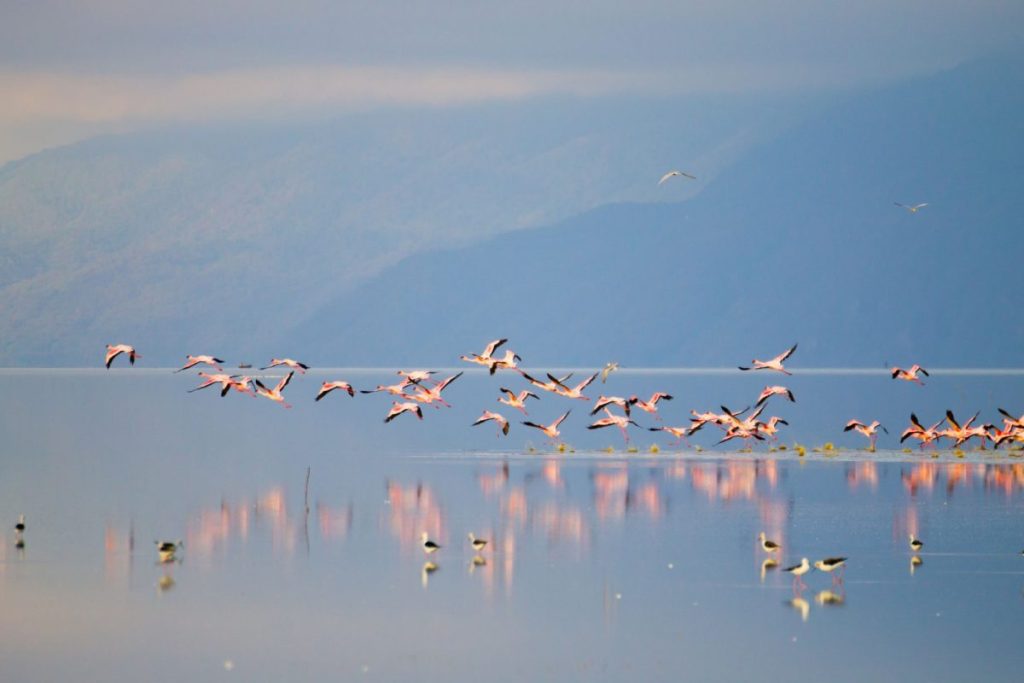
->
<box><xmin>1</xmin><ymin>369</ymin><xmax>1022</xmax><ymax>682</ymax></box>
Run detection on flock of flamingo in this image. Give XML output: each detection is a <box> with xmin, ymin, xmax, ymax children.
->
<box><xmin>103</xmin><ymin>340</ymin><xmax>1024</xmax><ymax>452</ymax></box>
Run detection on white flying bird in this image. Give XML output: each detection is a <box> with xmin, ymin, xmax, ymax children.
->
<box><xmin>659</xmin><ymin>170</ymin><xmax>696</xmax><ymax>185</ymax></box>
<box><xmin>894</xmin><ymin>202</ymin><xmax>928</xmax><ymax>213</ymax></box>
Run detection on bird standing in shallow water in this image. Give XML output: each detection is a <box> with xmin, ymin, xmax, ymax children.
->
<box><xmin>155</xmin><ymin>540</ymin><xmax>182</xmax><ymax>563</ymax></box>
<box><xmin>909</xmin><ymin>534</ymin><xmax>923</xmax><ymax>552</ymax></box>
<box><xmin>784</xmin><ymin>557</ymin><xmax>811</xmax><ymax>589</ymax></box>
<box><xmin>758</xmin><ymin>532</ymin><xmax>781</xmax><ymax>553</ymax></box>
<box><xmin>14</xmin><ymin>514</ymin><xmax>25</xmax><ymax>534</ymax></box>
<box><xmin>421</xmin><ymin>532</ymin><xmax>441</xmax><ymax>555</ymax></box>
<box><xmin>814</xmin><ymin>557</ymin><xmax>847</xmax><ymax>583</ymax></box>
<box><xmin>468</xmin><ymin>533</ymin><xmax>488</xmax><ymax>553</ymax></box>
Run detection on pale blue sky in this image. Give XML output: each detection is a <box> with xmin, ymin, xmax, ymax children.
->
<box><xmin>1</xmin><ymin>1</ymin><xmax>1021</xmax><ymax>163</ymax></box>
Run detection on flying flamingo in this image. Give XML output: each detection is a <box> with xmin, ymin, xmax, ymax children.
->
<box><xmin>316</xmin><ymin>381</ymin><xmax>356</xmax><ymax>401</ymax></box>
<box><xmin>997</xmin><ymin>408</ymin><xmax>1024</xmax><ymax>430</ymax></box>
<box><xmin>937</xmin><ymin>410</ymin><xmax>988</xmax><ymax>448</ymax></box>
<box><xmin>548</xmin><ymin>373</ymin><xmax>598</xmax><ymax>401</ymax></box>
<box><xmin>253</xmin><ymin>371</ymin><xmax>295</xmax><ymax>409</ymax></box>
<box><xmin>630</xmin><ymin>392</ymin><xmax>673</xmax><ymax>420</ymax></box>
<box><xmin>716</xmin><ymin>426</ymin><xmax>766</xmax><ymax>447</ymax></box>
<box><xmin>260</xmin><ymin>358</ymin><xmax>309</xmax><ymax>373</ymax></box>
<box><xmin>755</xmin><ymin>416</ymin><xmax>789</xmax><ymax>442</ymax></box>
<box><xmin>844</xmin><ymin>420</ymin><xmax>888</xmax><ymax>449</ymax></box>
<box><xmin>384</xmin><ymin>402</ymin><xmax>424</xmax><ymax>423</ymax></box>
<box><xmin>520</xmin><ymin>372</ymin><xmax>575</xmax><ymax>395</ymax></box>
<box><xmin>891</xmin><ymin>365</ymin><xmax>929</xmax><ymax>385</ymax></box>
<box><xmin>485</xmin><ymin>349</ymin><xmax>522</xmax><ymax>375</ymax></box>
<box><xmin>894</xmin><ymin>202</ymin><xmax>928</xmax><ymax>213</ymax></box>
<box><xmin>174</xmin><ymin>355</ymin><xmax>225</xmax><ymax>373</ymax></box>
<box><xmin>591</xmin><ymin>396</ymin><xmax>635</xmax><ymax>417</ymax></box>
<box><xmin>739</xmin><ymin>344</ymin><xmax>797</xmax><ymax>375</ymax></box>
<box><xmin>459</xmin><ymin>338</ymin><xmax>507</xmax><ymax>368</ymax></box>
<box><xmin>188</xmin><ymin>372</ymin><xmax>235</xmax><ymax>395</ymax></box>
<box><xmin>361</xmin><ymin>380</ymin><xmax>414</xmax><ymax>396</ymax></box>
<box><xmin>408</xmin><ymin>372</ymin><xmax>463</xmax><ymax>408</ymax></box>
<box><xmin>498</xmin><ymin>387</ymin><xmax>539</xmax><ymax>414</ymax></box>
<box><xmin>397</xmin><ymin>370</ymin><xmax>437</xmax><ymax>386</ymax></box>
<box><xmin>587</xmin><ymin>408</ymin><xmax>640</xmax><ymax>444</ymax></box>
<box><xmin>600</xmin><ymin>362</ymin><xmax>619</xmax><ymax>383</ymax></box>
<box><xmin>648</xmin><ymin>425</ymin><xmax>691</xmax><ymax>445</ymax></box>
<box><xmin>900</xmin><ymin>413</ymin><xmax>941</xmax><ymax>450</ymax></box>
<box><xmin>104</xmin><ymin>344</ymin><xmax>140</xmax><ymax>369</ymax></box>
<box><xmin>226</xmin><ymin>375</ymin><xmax>255</xmax><ymax>397</ymax></box>
<box><xmin>756</xmin><ymin>386</ymin><xmax>795</xmax><ymax>406</ymax></box>
<box><xmin>521</xmin><ymin>410</ymin><xmax>572</xmax><ymax>442</ymax></box>
<box><xmin>472</xmin><ymin>411</ymin><xmax>510</xmax><ymax>436</ymax></box>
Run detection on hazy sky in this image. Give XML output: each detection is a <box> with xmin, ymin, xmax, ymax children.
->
<box><xmin>1</xmin><ymin>1</ymin><xmax>1021</xmax><ymax>163</ymax></box>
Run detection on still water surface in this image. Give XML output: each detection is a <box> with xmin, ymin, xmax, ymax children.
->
<box><xmin>1</xmin><ymin>369</ymin><xmax>1022</xmax><ymax>682</ymax></box>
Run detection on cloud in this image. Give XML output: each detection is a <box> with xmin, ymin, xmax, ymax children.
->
<box><xmin>0</xmin><ymin>61</ymin><xmax>940</xmax><ymax>127</ymax></box>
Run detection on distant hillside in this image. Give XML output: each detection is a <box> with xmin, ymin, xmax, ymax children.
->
<box><xmin>293</xmin><ymin>56</ymin><xmax>1024</xmax><ymax>367</ymax></box>
<box><xmin>0</xmin><ymin>95</ymin><xmax>797</xmax><ymax>365</ymax></box>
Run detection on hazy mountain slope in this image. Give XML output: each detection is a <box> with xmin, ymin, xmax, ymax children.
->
<box><xmin>294</xmin><ymin>56</ymin><xmax>1024</xmax><ymax>367</ymax></box>
<box><xmin>0</xmin><ymin>96</ymin><xmax>800</xmax><ymax>365</ymax></box>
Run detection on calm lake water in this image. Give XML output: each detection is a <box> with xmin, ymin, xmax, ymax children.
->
<box><xmin>1</xmin><ymin>368</ymin><xmax>1022</xmax><ymax>682</ymax></box>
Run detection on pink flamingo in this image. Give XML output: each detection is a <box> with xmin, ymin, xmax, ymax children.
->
<box><xmin>104</xmin><ymin>344</ymin><xmax>140</xmax><ymax>369</ymax></box>
<box><xmin>739</xmin><ymin>344</ymin><xmax>797</xmax><ymax>375</ymax></box>
<box><xmin>254</xmin><ymin>371</ymin><xmax>295</xmax><ymax>408</ymax></box>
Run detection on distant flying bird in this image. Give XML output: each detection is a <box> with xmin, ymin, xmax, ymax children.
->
<box><xmin>522</xmin><ymin>410</ymin><xmax>572</xmax><ymax>442</ymax></box>
<box><xmin>253</xmin><ymin>371</ymin><xmax>295</xmax><ymax>409</ymax></box>
<box><xmin>174</xmin><ymin>355</ymin><xmax>225</xmax><ymax>373</ymax></box>
<box><xmin>587</xmin><ymin>408</ymin><xmax>640</xmax><ymax>444</ymax></box>
<box><xmin>891</xmin><ymin>365</ymin><xmax>929</xmax><ymax>385</ymax></box>
<box><xmin>600</xmin><ymin>362</ymin><xmax>620</xmax><ymax>383</ymax></box>
<box><xmin>739</xmin><ymin>344</ymin><xmax>797</xmax><ymax>375</ymax></box>
<box><xmin>261</xmin><ymin>358</ymin><xmax>309</xmax><ymax>373</ymax></box>
<box><xmin>361</xmin><ymin>380</ymin><xmax>414</xmax><ymax>396</ymax></box>
<box><xmin>658</xmin><ymin>170</ymin><xmax>696</xmax><ymax>185</ymax></box>
<box><xmin>396</xmin><ymin>370</ymin><xmax>437</xmax><ymax>385</ymax></box>
<box><xmin>755</xmin><ymin>416</ymin><xmax>789</xmax><ymax>441</ymax></box>
<box><xmin>756</xmin><ymin>386</ymin><xmax>795</xmax><ymax>406</ymax></box>
<box><xmin>844</xmin><ymin>419</ymin><xmax>888</xmax><ymax>449</ymax></box>
<box><xmin>485</xmin><ymin>349</ymin><xmax>522</xmax><ymax>375</ymax></box>
<box><xmin>384</xmin><ymin>401</ymin><xmax>424</xmax><ymax>423</ymax></box>
<box><xmin>315</xmin><ymin>381</ymin><xmax>356</xmax><ymax>401</ymax></box>
<box><xmin>104</xmin><ymin>344</ymin><xmax>139</xmax><ymax>369</ymax></box>
<box><xmin>473</xmin><ymin>410</ymin><xmax>510</xmax><ymax>436</ymax></box>
<box><xmin>421</xmin><ymin>532</ymin><xmax>441</xmax><ymax>554</ymax></box>
<box><xmin>226</xmin><ymin>376</ymin><xmax>255</xmax><ymax>397</ymax></box>
<box><xmin>498</xmin><ymin>387</ymin><xmax>539</xmax><ymax>414</ymax></box>
<box><xmin>647</xmin><ymin>425</ymin><xmax>690</xmax><ymax>445</ymax></box>
<box><xmin>895</xmin><ymin>202</ymin><xmax>928</xmax><ymax>213</ymax></box>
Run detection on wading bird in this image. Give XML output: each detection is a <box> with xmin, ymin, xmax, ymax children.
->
<box><xmin>891</xmin><ymin>364</ymin><xmax>929</xmax><ymax>385</ymax></box>
<box><xmin>468</xmin><ymin>533</ymin><xmax>488</xmax><ymax>552</ymax></box>
<box><xmin>498</xmin><ymin>387</ymin><xmax>539</xmax><ymax>414</ymax></box>
<box><xmin>784</xmin><ymin>557</ymin><xmax>811</xmax><ymax>589</ymax></box>
<box><xmin>260</xmin><ymin>358</ymin><xmax>309</xmax><ymax>373</ymax></box>
<box><xmin>155</xmin><ymin>540</ymin><xmax>182</xmax><ymax>563</ymax></box>
<box><xmin>174</xmin><ymin>355</ymin><xmax>225</xmax><ymax>373</ymax></box>
<box><xmin>909</xmin><ymin>534</ymin><xmax>923</xmax><ymax>552</ymax></box>
<box><xmin>739</xmin><ymin>344</ymin><xmax>797</xmax><ymax>375</ymax></box>
<box><xmin>421</xmin><ymin>532</ymin><xmax>441</xmax><ymax>554</ymax></box>
<box><xmin>104</xmin><ymin>344</ymin><xmax>139</xmax><ymax>369</ymax></box>
<box><xmin>316</xmin><ymin>381</ymin><xmax>356</xmax><ymax>401</ymax></box>
<box><xmin>253</xmin><ymin>371</ymin><xmax>295</xmax><ymax>408</ymax></box>
<box><xmin>472</xmin><ymin>411</ymin><xmax>510</xmax><ymax>436</ymax></box>
<box><xmin>758</xmin><ymin>532</ymin><xmax>781</xmax><ymax>553</ymax></box>
<box><xmin>814</xmin><ymin>557</ymin><xmax>847</xmax><ymax>583</ymax></box>
<box><xmin>522</xmin><ymin>411</ymin><xmax>572</xmax><ymax>442</ymax></box>
<box><xmin>900</xmin><ymin>413</ymin><xmax>942</xmax><ymax>450</ymax></box>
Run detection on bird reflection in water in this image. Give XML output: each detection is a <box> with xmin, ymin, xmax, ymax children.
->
<box><xmin>317</xmin><ymin>502</ymin><xmax>353</xmax><ymax>541</ymax></box>
<box><xmin>910</xmin><ymin>555</ymin><xmax>923</xmax><ymax>575</ymax></box>
<box><xmin>787</xmin><ymin>597</ymin><xmax>810</xmax><ymax>622</ymax></box>
<box><xmin>846</xmin><ymin>461</ymin><xmax>878</xmax><ymax>491</ymax></box>
<box><xmin>477</xmin><ymin>462</ymin><xmax>510</xmax><ymax>497</ymax></box>
<box><xmin>760</xmin><ymin>558</ymin><xmax>778</xmax><ymax>582</ymax></box>
<box><xmin>421</xmin><ymin>561</ymin><xmax>439</xmax><ymax>588</ymax></box>
<box><xmin>157</xmin><ymin>573</ymin><xmax>176</xmax><ymax>593</ymax></box>
<box><xmin>815</xmin><ymin>589</ymin><xmax>845</xmax><ymax>607</ymax></box>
